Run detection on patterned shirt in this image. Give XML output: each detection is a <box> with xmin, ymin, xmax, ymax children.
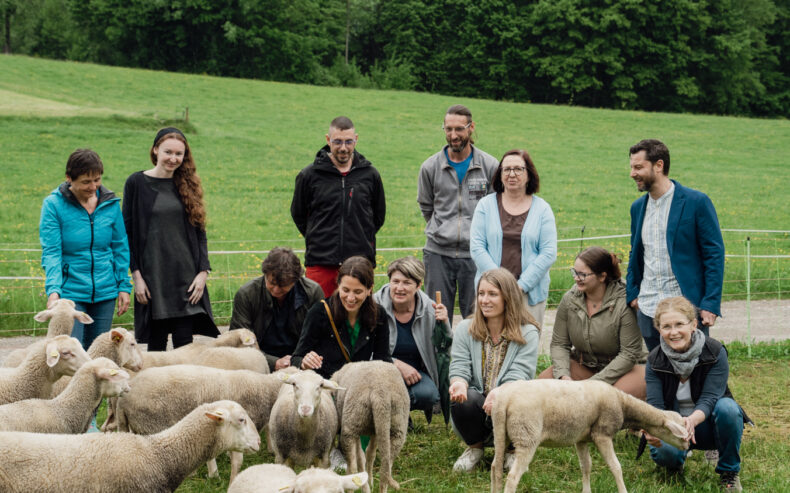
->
<box><xmin>482</xmin><ymin>335</ymin><xmax>509</xmax><ymax>395</ymax></box>
<box><xmin>638</xmin><ymin>183</ymin><xmax>683</xmax><ymax>317</ymax></box>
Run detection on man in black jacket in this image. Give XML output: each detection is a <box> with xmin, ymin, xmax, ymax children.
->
<box><xmin>290</xmin><ymin>116</ymin><xmax>386</xmax><ymax>297</ymax></box>
<box><xmin>229</xmin><ymin>247</ymin><xmax>323</xmax><ymax>372</ymax></box>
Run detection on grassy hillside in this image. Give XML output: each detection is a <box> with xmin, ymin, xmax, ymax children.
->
<box><xmin>0</xmin><ymin>55</ymin><xmax>787</xmax><ymax>332</ymax></box>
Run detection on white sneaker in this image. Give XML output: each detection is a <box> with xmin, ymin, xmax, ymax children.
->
<box><xmin>330</xmin><ymin>448</ymin><xmax>348</xmax><ymax>473</ymax></box>
<box><xmin>504</xmin><ymin>452</ymin><xmax>515</xmax><ymax>472</ymax></box>
<box><xmin>453</xmin><ymin>447</ymin><xmax>484</xmax><ymax>472</ymax></box>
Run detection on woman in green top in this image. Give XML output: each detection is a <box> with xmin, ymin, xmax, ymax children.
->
<box><xmin>291</xmin><ymin>256</ymin><xmax>391</xmax><ymax>379</ymax></box>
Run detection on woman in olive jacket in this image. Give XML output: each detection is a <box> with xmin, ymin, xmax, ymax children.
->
<box><xmin>291</xmin><ymin>256</ymin><xmax>391</xmax><ymax>380</ymax></box>
<box><xmin>539</xmin><ymin>246</ymin><xmax>646</xmax><ymax>399</ymax></box>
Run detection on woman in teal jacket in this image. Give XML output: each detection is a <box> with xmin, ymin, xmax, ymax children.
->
<box><xmin>40</xmin><ymin>149</ymin><xmax>132</xmax><ymax>349</ymax></box>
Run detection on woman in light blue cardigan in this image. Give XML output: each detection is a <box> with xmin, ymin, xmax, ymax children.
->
<box><xmin>448</xmin><ymin>268</ymin><xmax>540</xmax><ymax>472</ymax></box>
<box><xmin>470</xmin><ymin>149</ymin><xmax>557</xmax><ymax>328</ymax></box>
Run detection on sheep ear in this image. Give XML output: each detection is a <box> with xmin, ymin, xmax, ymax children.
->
<box><xmin>45</xmin><ymin>342</ymin><xmax>61</xmax><ymax>367</ymax></box>
<box><xmin>242</xmin><ymin>333</ymin><xmax>255</xmax><ymax>346</ymax></box>
<box><xmin>341</xmin><ymin>472</ymin><xmax>369</xmax><ymax>490</ymax></box>
<box><xmin>205</xmin><ymin>409</ymin><xmax>227</xmax><ymax>423</ymax></box>
<box><xmin>34</xmin><ymin>309</ymin><xmax>54</xmax><ymax>322</ymax></box>
<box><xmin>321</xmin><ymin>379</ymin><xmax>343</xmax><ymax>391</ymax></box>
<box><xmin>110</xmin><ymin>329</ymin><xmax>124</xmax><ymax>343</ymax></box>
<box><xmin>74</xmin><ymin>311</ymin><xmax>94</xmax><ymax>324</ymax></box>
<box><xmin>97</xmin><ymin>367</ymin><xmax>130</xmax><ymax>382</ymax></box>
<box><xmin>665</xmin><ymin>419</ymin><xmax>688</xmax><ymax>440</ymax></box>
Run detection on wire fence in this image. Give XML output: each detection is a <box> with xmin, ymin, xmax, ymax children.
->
<box><xmin>0</xmin><ymin>228</ymin><xmax>787</xmax><ymax>337</ymax></box>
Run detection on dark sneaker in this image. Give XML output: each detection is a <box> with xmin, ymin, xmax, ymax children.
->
<box><xmin>719</xmin><ymin>471</ymin><xmax>742</xmax><ymax>492</ymax></box>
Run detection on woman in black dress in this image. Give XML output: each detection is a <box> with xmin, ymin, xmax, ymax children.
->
<box><xmin>122</xmin><ymin>127</ymin><xmax>219</xmax><ymax>350</ymax></box>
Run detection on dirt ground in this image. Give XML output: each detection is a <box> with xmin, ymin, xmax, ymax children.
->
<box><xmin>1</xmin><ymin>298</ymin><xmax>786</xmax><ymax>365</ymax></box>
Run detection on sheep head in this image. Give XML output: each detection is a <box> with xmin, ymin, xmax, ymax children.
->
<box><xmin>205</xmin><ymin>400</ymin><xmax>261</xmax><ymax>454</ymax></box>
<box><xmin>290</xmin><ymin>467</ymin><xmax>368</xmax><ymax>493</ymax></box>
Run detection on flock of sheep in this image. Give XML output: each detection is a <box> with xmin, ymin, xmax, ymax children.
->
<box><xmin>0</xmin><ymin>299</ymin><xmax>690</xmax><ymax>493</ymax></box>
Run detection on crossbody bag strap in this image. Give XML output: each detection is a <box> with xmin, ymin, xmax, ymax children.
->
<box><xmin>321</xmin><ymin>300</ymin><xmax>351</xmax><ymax>363</ymax></box>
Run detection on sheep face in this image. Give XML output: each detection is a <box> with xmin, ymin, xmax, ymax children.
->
<box><xmin>45</xmin><ymin>336</ymin><xmax>90</xmax><ymax>376</ymax></box>
<box><xmin>34</xmin><ymin>298</ymin><xmax>93</xmax><ymax>325</ymax></box>
<box><xmin>284</xmin><ymin>371</ymin><xmax>341</xmax><ymax>418</ymax></box>
<box><xmin>291</xmin><ymin>468</ymin><xmax>368</xmax><ymax>493</ymax></box>
<box><xmin>205</xmin><ymin>401</ymin><xmax>261</xmax><ymax>454</ymax></box>
<box><xmin>646</xmin><ymin>410</ymin><xmax>691</xmax><ymax>450</ymax></box>
<box><xmin>92</xmin><ymin>358</ymin><xmax>132</xmax><ymax>398</ymax></box>
<box><xmin>109</xmin><ymin>328</ymin><xmax>143</xmax><ymax>371</ymax></box>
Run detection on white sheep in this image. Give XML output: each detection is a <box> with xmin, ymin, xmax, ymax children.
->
<box><xmin>102</xmin><ymin>345</ymin><xmax>269</xmax><ymax>432</ymax></box>
<box><xmin>268</xmin><ymin>369</ymin><xmax>341</xmax><ymax>469</ymax></box>
<box><xmin>34</xmin><ymin>298</ymin><xmax>94</xmax><ymax>337</ymax></box>
<box><xmin>141</xmin><ymin>344</ymin><xmax>269</xmax><ymax>374</ymax></box>
<box><xmin>331</xmin><ymin>361</ymin><xmax>410</xmax><ymax>493</ymax></box>
<box><xmin>0</xmin><ymin>400</ymin><xmax>260</xmax><ymax>493</ymax></box>
<box><xmin>49</xmin><ymin>327</ymin><xmax>143</xmax><ymax>398</ymax></box>
<box><xmin>197</xmin><ymin>328</ymin><xmax>259</xmax><ymax>349</ymax></box>
<box><xmin>0</xmin><ymin>335</ymin><xmax>90</xmax><ymax>404</ymax></box>
<box><xmin>489</xmin><ymin>379</ymin><xmax>690</xmax><ymax>493</ymax></box>
<box><xmin>0</xmin><ymin>357</ymin><xmax>130</xmax><ymax>433</ymax></box>
<box><xmin>227</xmin><ymin>464</ymin><xmax>297</xmax><ymax>493</ymax></box>
<box><xmin>291</xmin><ymin>467</ymin><xmax>369</xmax><ymax>493</ymax></box>
<box><xmin>114</xmin><ymin>365</ymin><xmax>296</xmax><ymax>481</ymax></box>
<box><xmin>2</xmin><ymin>299</ymin><xmax>94</xmax><ymax>368</ymax></box>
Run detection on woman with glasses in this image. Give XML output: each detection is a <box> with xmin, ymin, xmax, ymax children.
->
<box><xmin>448</xmin><ymin>268</ymin><xmax>539</xmax><ymax>472</ymax></box>
<box><xmin>537</xmin><ymin>246</ymin><xmax>646</xmax><ymax>399</ymax></box>
<box><xmin>643</xmin><ymin>296</ymin><xmax>749</xmax><ymax>492</ymax></box>
<box><xmin>470</xmin><ymin>149</ymin><xmax>557</xmax><ymax>327</ymax></box>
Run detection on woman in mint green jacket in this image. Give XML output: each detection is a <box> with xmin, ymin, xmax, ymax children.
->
<box><xmin>40</xmin><ymin>149</ymin><xmax>132</xmax><ymax>349</ymax></box>
<box><xmin>448</xmin><ymin>268</ymin><xmax>539</xmax><ymax>472</ymax></box>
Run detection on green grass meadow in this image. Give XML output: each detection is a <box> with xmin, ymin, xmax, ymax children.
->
<box><xmin>1</xmin><ymin>55</ymin><xmax>788</xmax><ymax>335</ymax></box>
<box><xmin>1</xmin><ymin>56</ymin><xmax>789</xmax><ymax>491</ymax></box>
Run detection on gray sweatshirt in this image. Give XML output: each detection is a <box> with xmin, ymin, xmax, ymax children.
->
<box><xmin>417</xmin><ymin>145</ymin><xmax>499</xmax><ymax>257</ymax></box>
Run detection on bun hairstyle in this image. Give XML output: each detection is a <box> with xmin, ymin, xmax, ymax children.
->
<box><xmin>576</xmin><ymin>246</ymin><xmax>621</xmax><ymax>284</ymax></box>
<box><xmin>150</xmin><ymin>128</ymin><xmax>206</xmax><ymax>229</ymax></box>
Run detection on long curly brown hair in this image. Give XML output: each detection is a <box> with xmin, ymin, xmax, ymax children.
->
<box><xmin>149</xmin><ymin>131</ymin><xmax>207</xmax><ymax>229</ymax></box>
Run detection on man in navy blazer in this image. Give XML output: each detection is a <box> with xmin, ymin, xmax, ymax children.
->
<box><xmin>626</xmin><ymin>139</ymin><xmax>725</xmax><ymax>351</ymax></box>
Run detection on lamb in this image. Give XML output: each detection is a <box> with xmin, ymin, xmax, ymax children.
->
<box><xmin>228</xmin><ymin>465</ymin><xmax>369</xmax><ymax>493</ymax></box>
<box><xmin>114</xmin><ymin>365</ymin><xmax>296</xmax><ymax>481</ymax></box>
<box><xmin>227</xmin><ymin>464</ymin><xmax>296</xmax><ymax>493</ymax></box>
<box><xmin>0</xmin><ymin>335</ymin><xmax>90</xmax><ymax>404</ymax></box>
<box><xmin>291</xmin><ymin>468</ymin><xmax>370</xmax><ymax>493</ymax></box>
<box><xmin>49</xmin><ymin>327</ymin><xmax>143</xmax><ymax>397</ymax></box>
<box><xmin>2</xmin><ymin>299</ymin><xmax>93</xmax><ymax>368</ymax></box>
<box><xmin>331</xmin><ymin>361</ymin><xmax>410</xmax><ymax>493</ymax></box>
<box><xmin>0</xmin><ymin>400</ymin><xmax>260</xmax><ymax>493</ymax></box>
<box><xmin>489</xmin><ymin>379</ymin><xmax>690</xmax><ymax>493</ymax></box>
<box><xmin>268</xmin><ymin>369</ymin><xmax>341</xmax><ymax>469</ymax></box>
<box><xmin>0</xmin><ymin>357</ymin><xmax>130</xmax><ymax>433</ymax></box>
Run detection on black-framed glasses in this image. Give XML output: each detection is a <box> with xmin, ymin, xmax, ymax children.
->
<box><xmin>442</xmin><ymin>122</ymin><xmax>472</xmax><ymax>134</ymax></box>
<box><xmin>502</xmin><ymin>166</ymin><xmax>527</xmax><ymax>176</ymax></box>
<box><xmin>331</xmin><ymin>139</ymin><xmax>356</xmax><ymax>147</ymax></box>
<box><xmin>570</xmin><ymin>268</ymin><xmax>594</xmax><ymax>280</ymax></box>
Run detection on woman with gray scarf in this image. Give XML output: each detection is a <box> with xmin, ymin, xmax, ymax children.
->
<box><xmin>643</xmin><ymin>296</ymin><xmax>749</xmax><ymax>492</ymax></box>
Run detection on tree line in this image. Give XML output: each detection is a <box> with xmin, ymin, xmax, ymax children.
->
<box><xmin>2</xmin><ymin>0</ymin><xmax>788</xmax><ymax>117</ymax></box>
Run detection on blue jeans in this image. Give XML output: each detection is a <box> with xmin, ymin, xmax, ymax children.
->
<box><xmin>638</xmin><ymin>309</ymin><xmax>709</xmax><ymax>353</ymax></box>
<box><xmin>71</xmin><ymin>299</ymin><xmax>116</xmax><ymax>350</ymax></box>
<box><xmin>650</xmin><ymin>397</ymin><xmax>743</xmax><ymax>474</ymax></box>
<box><xmin>407</xmin><ymin>371</ymin><xmax>440</xmax><ymax>412</ymax></box>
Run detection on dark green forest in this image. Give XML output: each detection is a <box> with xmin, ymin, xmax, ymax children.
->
<box><xmin>2</xmin><ymin>0</ymin><xmax>788</xmax><ymax>117</ymax></box>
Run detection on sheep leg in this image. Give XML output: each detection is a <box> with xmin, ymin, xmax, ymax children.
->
<box><xmin>206</xmin><ymin>458</ymin><xmax>219</xmax><ymax>478</ymax></box>
<box><xmin>101</xmin><ymin>396</ymin><xmax>118</xmax><ymax>432</ymax></box>
<box><xmin>365</xmin><ymin>435</ymin><xmax>378</xmax><ymax>489</ymax></box>
<box><xmin>341</xmin><ymin>434</ymin><xmax>360</xmax><ymax>472</ymax></box>
<box><xmin>575</xmin><ymin>442</ymin><xmax>592</xmax><ymax>493</ymax></box>
<box><xmin>504</xmin><ymin>444</ymin><xmax>538</xmax><ymax>493</ymax></box>
<box><xmin>592</xmin><ymin>435</ymin><xmax>627</xmax><ymax>493</ymax></box>
<box><xmin>229</xmin><ymin>452</ymin><xmax>243</xmax><ymax>484</ymax></box>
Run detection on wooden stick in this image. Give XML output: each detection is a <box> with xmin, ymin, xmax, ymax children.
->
<box><xmin>435</xmin><ymin>291</ymin><xmax>442</xmax><ymax>305</ymax></box>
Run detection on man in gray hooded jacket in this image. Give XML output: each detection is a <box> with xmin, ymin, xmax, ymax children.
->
<box><xmin>417</xmin><ymin>105</ymin><xmax>499</xmax><ymax>319</ymax></box>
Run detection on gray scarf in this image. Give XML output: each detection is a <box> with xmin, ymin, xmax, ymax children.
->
<box><xmin>660</xmin><ymin>329</ymin><xmax>705</xmax><ymax>380</ymax></box>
